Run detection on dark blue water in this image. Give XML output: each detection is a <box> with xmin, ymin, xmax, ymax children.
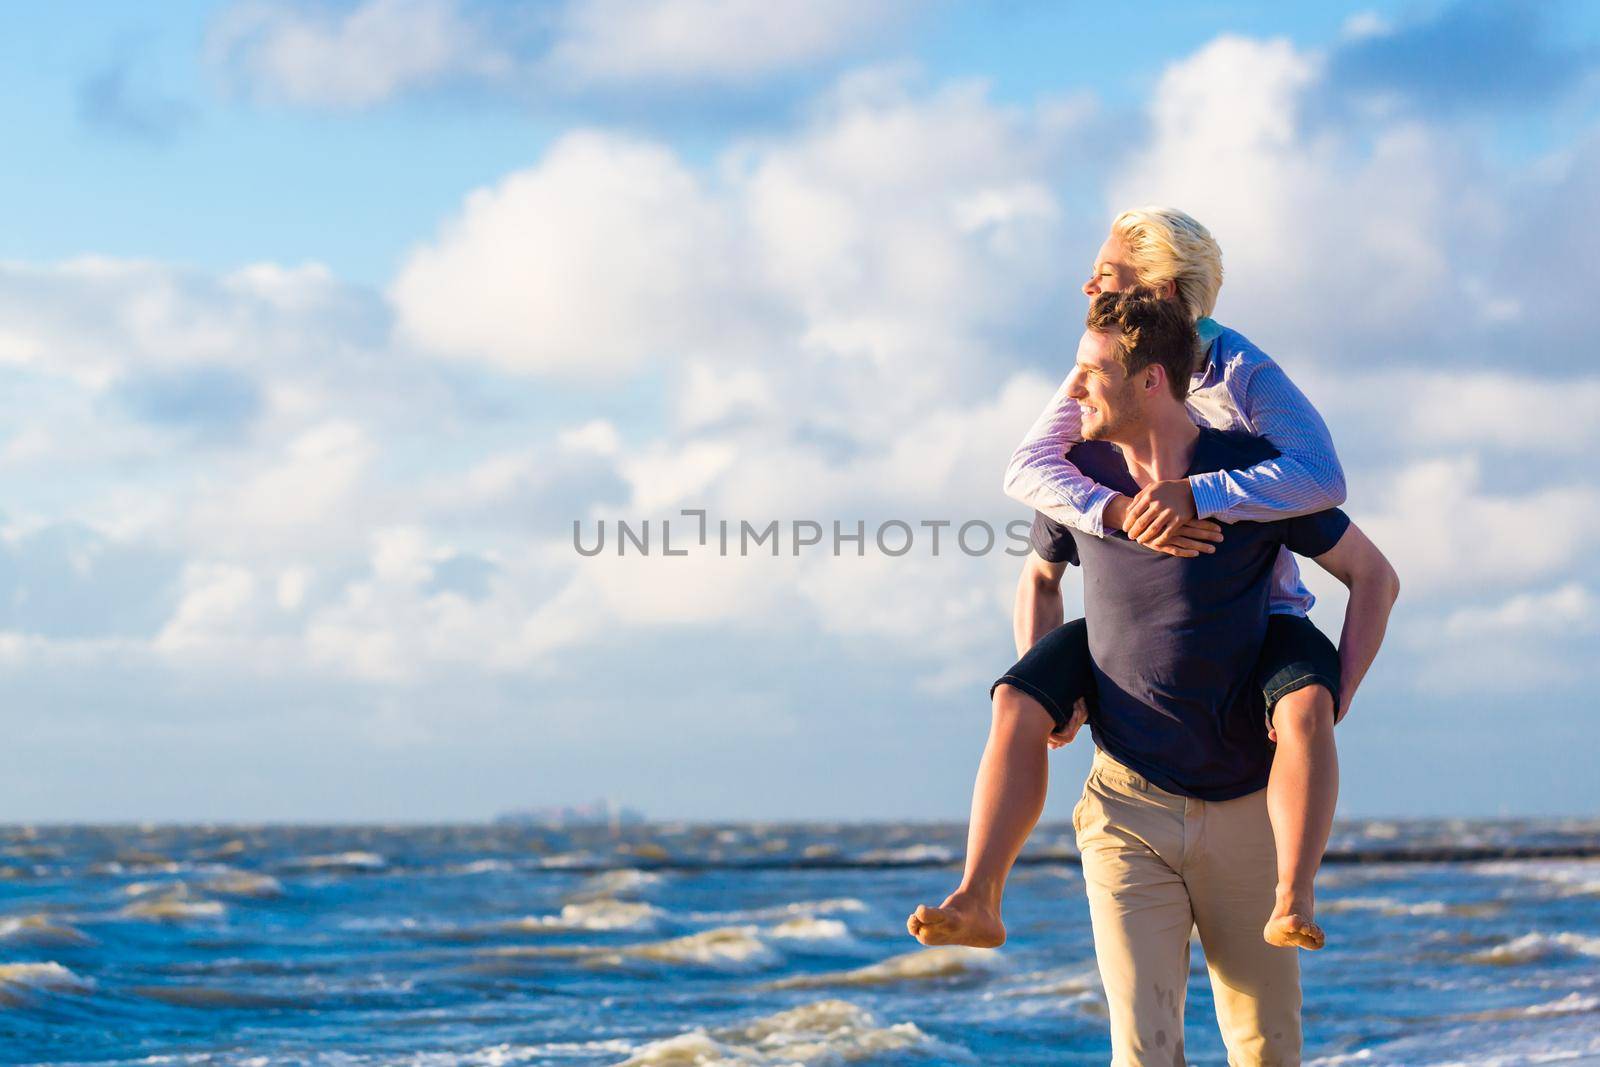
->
<box><xmin>2</xmin><ymin>821</ymin><xmax>1598</xmax><ymax>1065</ymax></box>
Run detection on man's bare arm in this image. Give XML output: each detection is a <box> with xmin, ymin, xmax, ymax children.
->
<box><xmin>1310</xmin><ymin>522</ymin><xmax>1401</xmax><ymax>721</ymax></box>
<box><xmin>1012</xmin><ymin>551</ymin><xmax>1067</xmax><ymax>658</ymax></box>
<box><xmin>1010</xmin><ymin>551</ymin><xmax>1090</xmax><ymax>747</ymax></box>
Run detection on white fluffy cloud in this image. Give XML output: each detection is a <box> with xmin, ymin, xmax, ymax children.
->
<box><xmin>547</xmin><ymin>0</ymin><xmax>912</xmax><ymax>88</ymax></box>
<box><xmin>390</xmin><ymin>131</ymin><xmax>778</xmax><ymax>382</ymax></box>
<box><xmin>1107</xmin><ymin>34</ymin><xmax>1499</xmax><ymax>352</ymax></box>
<box><xmin>393</xmin><ymin>69</ymin><xmax>1074</xmax><ymax>404</ymax></box>
<box><xmin>206</xmin><ymin>0</ymin><xmax>916</xmax><ymax>107</ymax></box>
<box><xmin>206</xmin><ymin>0</ymin><xmax>509</xmax><ymax>108</ymax></box>
<box><xmin>13</xmin><ymin>24</ymin><xmax>1600</xmax><ymax>816</ymax></box>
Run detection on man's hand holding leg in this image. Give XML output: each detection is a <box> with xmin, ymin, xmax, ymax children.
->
<box><xmin>1046</xmin><ymin>698</ymin><xmax>1089</xmax><ymax>750</ymax></box>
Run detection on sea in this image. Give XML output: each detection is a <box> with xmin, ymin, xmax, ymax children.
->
<box><xmin>2</xmin><ymin>819</ymin><xmax>1599</xmax><ymax>1066</ymax></box>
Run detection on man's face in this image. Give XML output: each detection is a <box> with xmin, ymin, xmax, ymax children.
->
<box><xmin>1082</xmin><ymin>233</ymin><xmax>1139</xmax><ymax>299</ymax></box>
<box><xmin>1066</xmin><ymin>329</ymin><xmax>1139</xmax><ymax>441</ymax></box>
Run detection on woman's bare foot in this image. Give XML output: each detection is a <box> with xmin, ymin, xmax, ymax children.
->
<box><xmin>1263</xmin><ymin>888</ymin><xmax>1325</xmax><ymax>950</ymax></box>
<box><xmin>906</xmin><ymin>890</ymin><xmax>1006</xmax><ymax>948</ymax></box>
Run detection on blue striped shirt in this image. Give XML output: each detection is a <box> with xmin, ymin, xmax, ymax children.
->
<box><xmin>1002</xmin><ymin>319</ymin><xmax>1347</xmax><ymax>615</ymax></box>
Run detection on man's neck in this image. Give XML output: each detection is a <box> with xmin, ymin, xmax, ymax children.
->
<box><xmin>1112</xmin><ymin>403</ymin><xmax>1201</xmax><ymax>487</ymax></box>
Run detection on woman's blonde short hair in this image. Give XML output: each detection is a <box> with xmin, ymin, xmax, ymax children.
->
<box><xmin>1110</xmin><ymin>207</ymin><xmax>1223</xmax><ymax>322</ymax></box>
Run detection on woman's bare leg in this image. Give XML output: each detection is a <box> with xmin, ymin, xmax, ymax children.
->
<box><xmin>1263</xmin><ymin>685</ymin><xmax>1339</xmax><ymax>950</ymax></box>
<box><xmin>906</xmin><ymin>684</ymin><xmax>1061</xmax><ymax>948</ymax></box>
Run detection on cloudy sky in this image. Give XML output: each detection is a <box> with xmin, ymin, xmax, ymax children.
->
<box><xmin>3</xmin><ymin>0</ymin><xmax>1598</xmax><ymax>822</ymax></box>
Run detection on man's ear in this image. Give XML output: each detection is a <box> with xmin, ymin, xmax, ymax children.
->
<box><xmin>1143</xmin><ymin>364</ymin><xmax>1165</xmax><ymax>396</ymax></box>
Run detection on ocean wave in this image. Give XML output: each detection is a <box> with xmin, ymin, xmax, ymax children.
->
<box><xmin>1467</xmin><ymin>931</ymin><xmax>1600</xmax><ymax>965</ymax></box>
<box><xmin>856</xmin><ymin>844</ymin><xmax>955</xmax><ymax>865</ymax></box>
<box><xmin>504</xmin><ymin>899</ymin><xmax>664</xmax><ymax>933</ymax></box>
<box><xmin>199</xmin><ymin>838</ymin><xmax>249</xmax><ymax>859</ymax></box>
<box><xmin>1523</xmin><ymin>991</ymin><xmax>1600</xmax><ymax>1016</ymax></box>
<box><xmin>604</xmin><ymin>926</ymin><xmax>779</xmax><ymax>970</ymax></box>
<box><xmin>1458</xmin><ymin>991</ymin><xmax>1600</xmax><ymax>1023</ymax></box>
<box><xmin>688</xmin><ymin>897</ymin><xmax>869</xmax><ymax>923</ymax></box>
<box><xmin>0</xmin><ymin>962</ymin><xmax>94</xmax><ymax>1005</ymax></box>
<box><xmin>201</xmin><ymin>870</ymin><xmax>285</xmax><ymax>898</ymax></box>
<box><xmin>1473</xmin><ymin>859</ymin><xmax>1600</xmax><ymax>897</ymax></box>
<box><xmin>0</xmin><ymin>914</ymin><xmax>94</xmax><ymax>946</ymax></box>
<box><xmin>568</xmin><ymin>868</ymin><xmax>663</xmax><ymax>900</ymax></box>
<box><xmin>283</xmin><ymin>851</ymin><xmax>388</xmax><ymax>873</ymax></box>
<box><xmin>1321</xmin><ymin>895</ymin><xmax>1501</xmax><ymax>918</ymax></box>
<box><xmin>766</xmin><ymin>945</ymin><xmax>1004</xmax><ymax>990</ymax></box>
<box><xmin>994</xmin><ymin>964</ymin><xmax>1103</xmax><ymax>999</ymax></box>
<box><xmin>486</xmin><ymin>924</ymin><xmax>782</xmax><ymax>971</ymax></box>
<box><xmin>764</xmin><ymin>917</ymin><xmax>857</xmax><ymax>951</ymax></box>
<box><xmin>120</xmin><ymin>895</ymin><xmax>227</xmax><ymax>923</ymax></box>
<box><xmin>538</xmin><ymin>851</ymin><xmax>610</xmax><ymax>869</ymax></box>
<box><xmin>615</xmin><ymin>998</ymin><xmax>961</xmax><ymax>1066</ymax></box>
<box><xmin>446</xmin><ymin>859</ymin><xmax>515</xmax><ymax>875</ymax></box>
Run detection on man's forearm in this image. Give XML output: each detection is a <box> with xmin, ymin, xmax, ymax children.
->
<box><xmin>1013</xmin><ymin>566</ymin><xmax>1065</xmax><ymax>657</ymax></box>
<box><xmin>1335</xmin><ymin>569</ymin><xmax>1400</xmax><ymax>717</ymax></box>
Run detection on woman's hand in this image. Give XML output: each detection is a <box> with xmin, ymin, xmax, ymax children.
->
<box><xmin>1109</xmin><ymin>493</ymin><xmax>1225</xmax><ymax>557</ymax></box>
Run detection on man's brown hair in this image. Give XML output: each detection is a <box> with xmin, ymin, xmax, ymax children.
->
<box><xmin>1085</xmin><ymin>287</ymin><xmax>1198</xmax><ymax>401</ymax></box>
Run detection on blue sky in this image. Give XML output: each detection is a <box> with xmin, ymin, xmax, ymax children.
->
<box><xmin>3</xmin><ymin>0</ymin><xmax>1599</xmax><ymax>822</ymax></box>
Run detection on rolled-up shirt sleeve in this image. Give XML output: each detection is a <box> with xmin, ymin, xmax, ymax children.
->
<box><xmin>1187</xmin><ymin>358</ymin><xmax>1347</xmax><ymax>522</ymax></box>
<box><xmin>1002</xmin><ymin>374</ymin><xmax>1120</xmax><ymax>537</ymax></box>
<box><xmin>1029</xmin><ymin>510</ymin><xmax>1080</xmax><ymax>565</ymax></box>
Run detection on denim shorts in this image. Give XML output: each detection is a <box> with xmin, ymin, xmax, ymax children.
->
<box><xmin>991</xmin><ymin>613</ymin><xmax>1340</xmax><ymax>732</ymax></box>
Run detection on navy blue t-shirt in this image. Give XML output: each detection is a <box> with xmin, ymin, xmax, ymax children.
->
<box><xmin>1031</xmin><ymin>428</ymin><xmax>1350</xmax><ymax>800</ymax></box>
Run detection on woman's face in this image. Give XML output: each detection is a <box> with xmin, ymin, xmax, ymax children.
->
<box><xmin>1082</xmin><ymin>233</ymin><xmax>1140</xmax><ymax>298</ymax></box>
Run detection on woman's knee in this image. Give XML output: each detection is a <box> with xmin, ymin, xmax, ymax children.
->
<box><xmin>1271</xmin><ymin>684</ymin><xmax>1334</xmax><ymax>739</ymax></box>
<box><xmin>991</xmin><ymin>684</ymin><xmax>1059</xmax><ymax>740</ymax></box>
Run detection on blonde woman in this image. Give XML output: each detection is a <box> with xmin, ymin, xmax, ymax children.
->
<box><xmin>909</xmin><ymin>209</ymin><xmax>1396</xmax><ymax>960</ymax></box>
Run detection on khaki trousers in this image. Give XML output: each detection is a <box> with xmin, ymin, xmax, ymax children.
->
<box><xmin>1073</xmin><ymin>748</ymin><xmax>1301</xmax><ymax>1066</ymax></box>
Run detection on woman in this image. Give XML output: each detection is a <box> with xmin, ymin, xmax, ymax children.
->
<box><xmin>1011</xmin><ymin>207</ymin><xmax>1347</xmax><ymax>950</ymax></box>
<box><xmin>909</xmin><ymin>207</ymin><xmax>1356</xmax><ymax>955</ymax></box>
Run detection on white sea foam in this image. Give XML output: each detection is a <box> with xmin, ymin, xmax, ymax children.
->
<box><xmin>857</xmin><ymin>844</ymin><xmax>955</xmax><ymax>864</ymax></box>
<box><xmin>767</xmin><ymin>945</ymin><xmax>1004</xmax><ymax>990</ymax></box>
<box><xmin>0</xmin><ymin>914</ymin><xmax>93</xmax><ymax>946</ymax></box>
<box><xmin>506</xmin><ymin>899</ymin><xmax>663</xmax><ymax>933</ymax></box>
<box><xmin>606</xmin><ymin>926</ymin><xmax>780</xmax><ymax>970</ymax></box>
<box><xmin>615</xmin><ymin>998</ymin><xmax>959</xmax><ymax>1066</ymax></box>
<box><xmin>1473</xmin><ymin>860</ymin><xmax>1600</xmax><ymax>898</ymax></box>
<box><xmin>539</xmin><ymin>851</ymin><xmax>607</xmax><ymax>869</ymax></box>
<box><xmin>764</xmin><ymin>917</ymin><xmax>856</xmax><ymax>950</ymax></box>
<box><xmin>449</xmin><ymin>859</ymin><xmax>515</xmax><ymax>875</ymax></box>
<box><xmin>689</xmin><ymin>897</ymin><xmax>869</xmax><ymax>923</ymax></box>
<box><xmin>201</xmin><ymin>870</ymin><xmax>284</xmax><ymax>898</ymax></box>
<box><xmin>995</xmin><ymin>963</ymin><xmax>1103</xmax><ymax>998</ymax></box>
<box><xmin>120</xmin><ymin>896</ymin><xmax>226</xmax><ymax>923</ymax></box>
<box><xmin>1306</xmin><ymin>1011</ymin><xmax>1600</xmax><ymax>1066</ymax></box>
<box><xmin>285</xmin><ymin>851</ymin><xmax>387</xmax><ymax>872</ymax></box>
<box><xmin>0</xmin><ymin>962</ymin><xmax>94</xmax><ymax>1003</ymax></box>
<box><xmin>1322</xmin><ymin>895</ymin><xmax>1500</xmax><ymax>918</ymax></box>
<box><xmin>573</xmin><ymin>868</ymin><xmax>663</xmax><ymax>898</ymax></box>
<box><xmin>495</xmin><ymin>924</ymin><xmax>785</xmax><ymax>971</ymax></box>
<box><xmin>1524</xmin><ymin>992</ymin><xmax>1600</xmax><ymax>1016</ymax></box>
<box><xmin>1468</xmin><ymin>931</ymin><xmax>1600</xmax><ymax>965</ymax></box>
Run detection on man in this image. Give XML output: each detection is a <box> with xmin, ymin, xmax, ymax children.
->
<box><xmin>909</xmin><ymin>289</ymin><xmax>1399</xmax><ymax>1064</ymax></box>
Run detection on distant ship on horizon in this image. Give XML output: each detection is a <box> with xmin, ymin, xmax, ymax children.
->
<box><xmin>493</xmin><ymin>797</ymin><xmax>646</xmax><ymax>830</ymax></box>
